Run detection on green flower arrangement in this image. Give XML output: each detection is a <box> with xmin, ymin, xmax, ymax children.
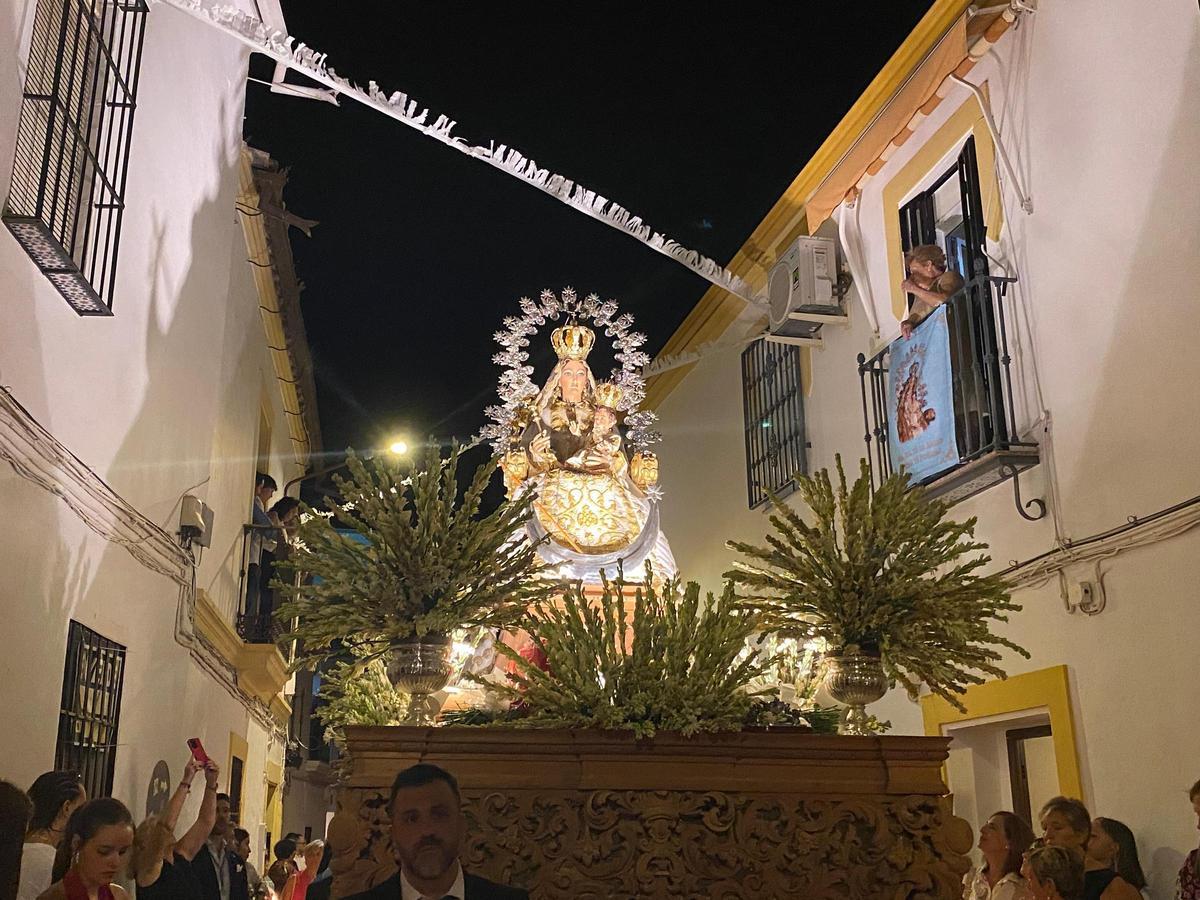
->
<box><xmin>313</xmin><ymin>657</ymin><xmax>407</xmax><ymax>751</ymax></box>
<box><xmin>468</xmin><ymin>568</ymin><xmax>783</xmax><ymax>738</ymax></box>
<box><xmin>274</xmin><ymin>443</ymin><xmax>557</xmax><ymax>669</ymax></box>
<box><xmin>725</xmin><ymin>456</ymin><xmax>1028</xmax><ymax>711</ymax></box>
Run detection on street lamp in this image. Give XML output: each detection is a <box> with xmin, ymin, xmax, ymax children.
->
<box><xmin>283</xmin><ymin>437</ymin><xmax>412</xmax><ymax>496</ymax></box>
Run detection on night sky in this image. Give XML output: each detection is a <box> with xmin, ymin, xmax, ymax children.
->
<box><xmin>242</xmin><ymin>3</ymin><xmax>932</xmax><ymax>462</ymax></box>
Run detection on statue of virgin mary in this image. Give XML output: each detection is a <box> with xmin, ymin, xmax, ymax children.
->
<box><xmin>499</xmin><ymin>321</ymin><xmax>675</xmax><ymax>583</ymax></box>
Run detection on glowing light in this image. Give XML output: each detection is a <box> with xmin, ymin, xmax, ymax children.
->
<box><xmin>388</xmin><ymin>439</ymin><xmax>409</xmax><ymax>456</ymax></box>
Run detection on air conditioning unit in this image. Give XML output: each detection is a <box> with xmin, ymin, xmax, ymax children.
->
<box><xmin>180</xmin><ymin>495</ymin><xmax>215</xmax><ymax>548</ymax></box>
<box><xmin>766</xmin><ymin>236</ymin><xmax>841</xmax><ymax>342</ymax></box>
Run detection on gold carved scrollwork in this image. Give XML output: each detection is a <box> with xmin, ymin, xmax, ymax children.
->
<box><xmin>330</xmin><ymin>787</ymin><xmax>970</xmax><ymax>899</ymax></box>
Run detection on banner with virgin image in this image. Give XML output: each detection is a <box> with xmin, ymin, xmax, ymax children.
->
<box><xmin>888</xmin><ymin>305</ymin><xmax>959</xmax><ymax>483</ymax></box>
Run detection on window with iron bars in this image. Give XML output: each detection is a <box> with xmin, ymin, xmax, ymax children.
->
<box><xmin>3</xmin><ymin>0</ymin><xmax>149</xmax><ymax>315</ymax></box>
<box><xmin>741</xmin><ymin>338</ymin><xmax>808</xmax><ymax>508</ymax></box>
<box><xmin>56</xmin><ymin>620</ymin><xmax>127</xmax><ymax>800</ymax></box>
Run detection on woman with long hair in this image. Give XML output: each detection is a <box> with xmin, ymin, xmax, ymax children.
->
<box><xmin>1177</xmin><ymin>779</ymin><xmax>1200</xmax><ymax>900</ymax></box>
<box><xmin>1</xmin><ymin>781</ymin><xmax>34</xmax><ymax>900</ymax></box>
<box><xmin>1087</xmin><ymin>819</ymin><xmax>1146</xmax><ymax>894</ymax></box>
<box><xmin>963</xmin><ymin>811</ymin><xmax>1036</xmax><ymax>898</ymax></box>
<box><xmin>18</xmin><ymin>773</ymin><xmax>86</xmax><ymax>900</ymax></box>
<box><xmin>38</xmin><ymin>798</ymin><xmax>134</xmax><ymax>900</ymax></box>
<box><xmin>1038</xmin><ymin>797</ymin><xmax>1140</xmax><ymax>900</ymax></box>
<box><xmin>131</xmin><ymin>758</ymin><xmax>219</xmax><ymax>900</ymax></box>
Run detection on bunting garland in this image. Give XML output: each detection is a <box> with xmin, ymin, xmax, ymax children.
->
<box><xmin>156</xmin><ymin>0</ymin><xmax>767</xmax><ymax>310</ymax></box>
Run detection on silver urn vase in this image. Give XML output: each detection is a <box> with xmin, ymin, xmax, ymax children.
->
<box><xmin>386</xmin><ymin>635</ymin><xmax>453</xmax><ymax>726</ymax></box>
<box><xmin>823</xmin><ymin>654</ymin><xmax>888</xmax><ymax>736</ymax></box>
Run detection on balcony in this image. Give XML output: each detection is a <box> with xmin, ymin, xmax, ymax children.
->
<box><xmin>237</xmin><ymin>522</ymin><xmax>297</xmax><ymax>645</ymax></box>
<box><xmin>856</xmin><ymin>273</ymin><xmax>1044</xmax><ymax>520</ymax></box>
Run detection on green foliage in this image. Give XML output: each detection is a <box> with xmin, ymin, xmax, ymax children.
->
<box><xmin>725</xmin><ymin>456</ymin><xmax>1028</xmax><ymax>711</ymax></box>
<box><xmin>473</xmin><ymin>569</ymin><xmax>775</xmax><ymax>738</ymax></box>
<box><xmin>275</xmin><ymin>444</ymin><xmax>557</xmax><ymax>668</ymax></box>
<box><xmin>314</xmin><ymin>657</ymin><xmax>407</xmax><ymax>750</ymax></box>
<box><xmin>442</xmin><ymin>697</ymin><xmax>843</xmax><ymax>733</ymax></box>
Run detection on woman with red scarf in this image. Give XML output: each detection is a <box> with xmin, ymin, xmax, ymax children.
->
<box><xmin>39</xmin><ymin>799</ymin><xmax>134</xmax><ymax>900</ymax></box>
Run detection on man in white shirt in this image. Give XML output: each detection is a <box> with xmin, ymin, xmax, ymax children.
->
<box><xmin>341</xmin><ymin>765</ymin><xmax>526</xmax><ymax>900</ymax></box>
<box><xmin>189</xmin><ymin>793</ymin><xmax>248</xmax><ymax>900</ymax></box>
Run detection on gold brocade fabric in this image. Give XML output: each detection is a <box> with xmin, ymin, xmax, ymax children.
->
<box><xmin>533</xmin><ymin>468</ymin><xmax>648</xmax><ymax>554</ymax></box>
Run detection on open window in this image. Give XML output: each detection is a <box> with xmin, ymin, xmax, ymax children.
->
<box><xmin>857</xmin><ymin>137</ymin><xmax>1040</xmax><ymax>513</ymax></box>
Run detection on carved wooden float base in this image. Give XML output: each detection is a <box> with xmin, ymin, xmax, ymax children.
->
<box><xmin>328</xmin><ymin>727</ymin><xmax>973</xmax><ymax>899</ymax></box>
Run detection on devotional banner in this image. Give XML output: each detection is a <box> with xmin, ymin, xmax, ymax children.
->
<box><xmin>888</xmin><ymin>305</ymin><xmax>959</xmax><ymax>483</ymax></box>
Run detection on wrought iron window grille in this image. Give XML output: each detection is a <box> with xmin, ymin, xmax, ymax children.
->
<box><xmin>3</xmin><ymin>0</ymin><xmax>149</xmax><ymax>315</ymax></box>
<box><xmin>741</xmin><ymin>338</ymin><xmax>808</xmax><ymax>509</ymax></box>
<box><xmin>56</xmin><ymin>620</ymin><xmax>127</xmax><ymax>799</ymax></box>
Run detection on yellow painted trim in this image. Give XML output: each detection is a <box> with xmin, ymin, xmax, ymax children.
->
<box><xmin>263</xmin><ymin>769</ymin><xmax>283</xmax><ymax>863</ymax></box>
<box><xmin>236</xmin><ymin>643</ymin><xmax>290</xmax><ymax>707</ymax></box>
<box><xmin>195</xmin><ymin>589</ymin><xmax>242</xmax><ymax>666</ymax></box>
<box><xmin>269</xmin><ymin>694</ymin><xmax>292</xmax><ymax>724</ymax></box>
<box><xmin>238</xmin><ymin>148</ymin><xmax>313</xmax><ymax>468</ymax></box>
<box><xmin>228</xmin><ymin>731</ymin><xmax>249</xmax><ymax>795</ymax></box>
<box><xmin>647</xmin><ymin>0</ymin><xmax>974</xmax><ymax>407</ymax></box>
<box><xmin>644</xmin><ymin>293</ymin><xmax>747</xmax><ymax>409</ymax></box>
<box><xmin>881</xmin><ymin>92</ymin><xmax>1006</xmax><ymax>321</ymax></box>
<box><xmin>920</xmin><ymin>665</ymin><xmax>1083</xmax><ymax>800</ymax></box>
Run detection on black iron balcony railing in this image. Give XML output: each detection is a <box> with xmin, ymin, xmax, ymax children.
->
<box><xmin>856</xmin><ymin>272</ymin><xmax>1045</xmax><ymax>518</ymax></box>
<box><xmin>237</xmin><ymin>522</ymin><xmax>301</xmax><ymax>647</ymax></box>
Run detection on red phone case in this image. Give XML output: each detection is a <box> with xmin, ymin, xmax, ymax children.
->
<box><xmin>188</xmin><ymin>738</ymin><xmax>210</xmax><ymax>764</ymax></box>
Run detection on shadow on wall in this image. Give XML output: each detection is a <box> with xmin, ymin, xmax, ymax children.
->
<box><xmin>4</xmin><ymin>74</ymin><xmax>270</xmax><ymax>797</ymax></box>
<box><xmin>0</xmin><ymin>0</ymin><xmax>51</xmax><ymax>426</ymax></box>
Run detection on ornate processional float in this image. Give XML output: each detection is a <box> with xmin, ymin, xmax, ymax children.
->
<box><xmin>309</xmin><ymin>289</ymin><xmax>1003</xmax><ymax>900</ymax></box>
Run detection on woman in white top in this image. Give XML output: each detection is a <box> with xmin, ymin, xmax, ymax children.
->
<box><xmin>964</xmin><ymin>811</ymin><xmax>1037</xmax><ymax>900</ymax></box>
<box><xmin>17</xmin><ymin>773</ymin><xmax>86</xmax><ymax>900</ymax></box>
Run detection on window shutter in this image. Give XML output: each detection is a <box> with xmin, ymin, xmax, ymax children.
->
<box><xmin>955</xmin><ymin>136</ymin><xmax>989</xmax><ymax>277</ymax></box>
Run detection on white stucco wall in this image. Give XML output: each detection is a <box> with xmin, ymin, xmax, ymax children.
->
<box><xmin>0</xmin><ymin>0</ymin><xmax>295</xmax><ymax>840</ymax></box>
<box><xmin>656</xmin><ymin>3</ymin><xmax>1200</xmax><ymax>896</ymax></box>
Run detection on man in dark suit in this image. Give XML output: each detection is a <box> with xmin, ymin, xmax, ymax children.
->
<box><xmin>189</xmin><ymin>792</ymin><xmax>250</xmax><ymax>900</ymax></box>
<box><xmin>343</xmin><ymin>764</ymin><xmax>527</xmax><ymax>900</ymax></box>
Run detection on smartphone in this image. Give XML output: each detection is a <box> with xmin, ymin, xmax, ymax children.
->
<box><xmin>187</xmin><ymin>738</ymin><xmax>210</xmax><ymax>765</ymax></box>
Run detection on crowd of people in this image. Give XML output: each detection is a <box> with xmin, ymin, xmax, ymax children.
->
<box><xmin>4</xmin><ymin>761</ymin><xmax>1199</xmax><ymax>900</ymax></box>
<box><xmin>1</xmin><ymin>759</ymin><xmax>333</xmax><ymax>900</ymax></box>
<box><xmin>963</xmin><ymin>785</ymin><xmax>1200</xmax><ymax>899</ymax></box>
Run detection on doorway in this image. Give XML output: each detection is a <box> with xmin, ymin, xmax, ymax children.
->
<box><xmin>1007</xmin><ymin>724</ymin><xmax>1056</xmax><ymax>827</ymax></box>
<box><xmin>944</xmin><ymin>710</ymin><xmax>1056</xmax><ymax>836</ymax></box>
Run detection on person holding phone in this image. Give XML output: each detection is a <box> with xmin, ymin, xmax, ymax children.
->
<box><xmin>131</xmin><ymin>754</ymin><xmax>219</xmax><ymax>900</ymax></box>
<box><xmin>187</xmin><ymin>793</ymin><xmax>247</xmax><ymax>900</ymax></box>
